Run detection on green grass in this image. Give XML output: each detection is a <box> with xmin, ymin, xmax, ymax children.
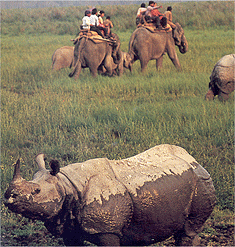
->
<box><xmin>1</xmin><ymin>2</ymin><xmax>234</xmax><ymax>246</ymax></box>
<box><xmin>1</xmin><ymin>30</ymin><xmax>234</xmax><ymax>209</ymax></box>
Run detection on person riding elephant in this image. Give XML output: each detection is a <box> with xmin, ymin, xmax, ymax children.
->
<box><xmin>127</xmin><ymin>22</ymin><xmax>188</xmax><ymax>72</ymax></box>
<box><xmin>69</xmin><ymin>33</ymin><xmax>123</xmax><ymax>79</ymax></box>
<box><xmin>164</xmin><ymin>6</ymin><xmax>176</xmax><ymax>29</ymax></box>
<box><xmin>145</xmin><ymin>1</ymin><xmax>163</xmax><ymax>28</ymax></box>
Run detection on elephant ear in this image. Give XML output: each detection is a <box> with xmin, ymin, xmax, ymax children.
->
<box><xmin>173</xmin><ymin>23</ymin><xmax>184</xmax><ymax>44</ymax></box>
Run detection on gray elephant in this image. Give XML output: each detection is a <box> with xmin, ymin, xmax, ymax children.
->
<box><xmin>69</xmin><ymin>33</ymin><xmax>122</xmax><ymax>79</ymax></box>
<box><xmin>52</xmin><ymin>46</ymin><xmax>74</xmax><ymax>71</ymax></box>
<box><xmin>128</xmin><ymin>23</ymin><xmax>188</xmax><ymax>72</ymax></box>
<box><xmin>205</xmin><ymin>54</ymin><xmax>235</xmax><ymax>101</ymax></box>
<box><xmin>98</xmin><ymin>51</ymin><xmax>132</xmax><ymax>76</ymax></box>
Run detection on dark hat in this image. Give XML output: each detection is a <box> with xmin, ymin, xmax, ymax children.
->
<box><xmin>85</xmin><ymin>10</ymin><xmax>91</xmax><ymax>16</ymax></box>
<box><xmin>149</xmin><ymin>1</ymin><xmax>155</xmax><ymax>5</ymax></box>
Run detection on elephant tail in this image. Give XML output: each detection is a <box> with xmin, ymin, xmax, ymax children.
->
<box><xmin>128</xmin><ymin>30</ymin><xmax>138</xmax><ymax>62</ymax></box>
<box><xmin>51</xmin><ymin>49</ymin><xmax>58</xmax><ymax>70</ymax></box>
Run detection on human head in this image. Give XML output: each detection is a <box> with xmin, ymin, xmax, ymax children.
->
<box><xmin>141</xmin><ymin>3</ymin><xmax>146</xmax><ymax>8</ymax></box>
<box><xmin>167</xmin><ymin>6</ymin><xmax>172</xmax><ymax>11</ymax></box>
<box><xmin>92</xmin><ymin>8</ymin><xmax>97</xmax><ymax>15</ymax></box>
<box><xmin>106</xmin><ymin>16</ymin><xmax>111</xmax><ymax>20</ymax></box>
<box><xmin>99</xmin><ymin>10</ymin><xmax>105</xmax><ymax>17</ymax></box>
<box><xmin>85</xmin><ymin>10</ymin><xmax>91</xmax><ymax>16</ymax></box>
<box><xmin>149</xmin><ymin>1</ymin><xmax>155</xmax><ymax>6</ymax></box>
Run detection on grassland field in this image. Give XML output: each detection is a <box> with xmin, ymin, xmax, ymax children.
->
<box><xmin>1</xmin><ymin>1</ymin><xmax>234</xmax><ymax>246</ymax></box>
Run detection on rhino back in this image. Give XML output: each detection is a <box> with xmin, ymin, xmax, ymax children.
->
<box><xmin>110</xmin><ymin>144</ymin><xmax>197</xmax><ymax>196</ymax></box>
<box><xmin>210</xmin><ymin>54</ymin><xmax>235</xmax><ymax>93</ymax></box>
<box><xmin>110</xmin><ymin>144</ymin><xmax>200</xmax><ymax>244</ymax></box>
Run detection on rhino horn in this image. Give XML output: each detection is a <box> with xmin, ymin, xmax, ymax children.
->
<box><xmin>12</xmin><ymin>159</ymin><xmax>23</xmax><ymax>182</ymax></box>
<box><xmin>36</xmin><ymin>154</ymin><xmax>46</xmax><ymax>170</ymax></box>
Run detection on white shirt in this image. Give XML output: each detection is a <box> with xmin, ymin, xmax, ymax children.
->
<box><xmin>82</xmin><ymin>16</ymin><xmax>90</xmax><ymax>29</ymax></box>
<box><xmin>136</xmin><ymin>7</ymin><xmax>147</xmax><ymax>17</ymax></box>
<box><xmin>90</xmin><ymin>14</ymin><xmax>99</xmax><ymax>26</ymax></box>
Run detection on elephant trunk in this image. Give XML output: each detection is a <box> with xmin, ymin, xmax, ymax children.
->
<box><xmin>179</xmin><ymin>35</ymin><xmax>188</xmax><ymax>54</ymax></box>
<box><xmin>113</xmin><ymin>48</ymin><xmax>122</xmax><ymax>65</ymax></box>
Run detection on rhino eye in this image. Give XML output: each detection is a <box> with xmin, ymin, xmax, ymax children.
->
<box><xmin>31</xmin><ymin>188</ymin><xmax>41</xmax><ymax>195</ymax></box>
<box><xmin>12</xmin><ymin>192</ymin><xmax>19</xmax><ymax>198</ymax></box>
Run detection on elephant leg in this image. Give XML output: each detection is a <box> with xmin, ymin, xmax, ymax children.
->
<box><xmin>103</xmin><ymin>56</ymin><xmax>114</xmax><ymax>76</ymax></box>
<box><xmin>89</xmin><ymin>67</ymin><xmax>98</xmax><ymax>77</ymax></box>
<box><xmin>156</xmin><ymin>56</ymin><xmax>164</xmax><ymax>70</ymax></box>
<box><xmin>118</xmin><ymin>63</ymin><xmax>124</xmax><ymax>76</ymax></box>
<box><xmin>167</xmin><ymin>49</ymin><xmax>181</xmax><ymax>70</ymax></box>
<box><xmin>139</xmin><ymin>57</ymin><xmax>149</xmax><ymax>73</ymax></box>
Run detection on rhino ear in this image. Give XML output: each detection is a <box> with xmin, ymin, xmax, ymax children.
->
<box><xmin>36</xmin><ymin>154</ymin><xmax>46</xmax><ymax>171</ymax></box>
<box><xmin>49</xmin><ymin>160</ymin><xmax>60</xmax><ymax>176</ymax></box>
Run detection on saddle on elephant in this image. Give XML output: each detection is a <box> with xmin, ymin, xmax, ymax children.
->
<box><xmin>138</xmin><ymin>22</ymin><xmax>172</xmax><ymax>33</ymax></box>
<box><xmin>71</xmin><ymin>30</ymin><xmax>116</xmax><ymax>45</ymax></box>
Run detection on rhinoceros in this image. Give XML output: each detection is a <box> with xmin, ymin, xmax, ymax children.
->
<box><xmin>205</xmin><ymin>54</ymin><xmax>235</xmax><ymax>101</ymax></box>
<box><xmin>4</xmin><ymin>144</ymin><xmax>216</xmax><ymax>246</ymax></box>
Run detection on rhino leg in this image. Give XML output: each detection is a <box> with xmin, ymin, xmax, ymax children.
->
<box><xmin>205</xmin><ymin>88</ymin><xmax>215</xmax><ymax>100</ymax></box>
<box><xmin>218</xmin><ymin>91</ymin><xmax>230</xmax><ymax>101</ymax></box>
<box><xmin>96</xmin><ymin>233</ymin><xmax>120</xmax><ymax>246</ymax></box>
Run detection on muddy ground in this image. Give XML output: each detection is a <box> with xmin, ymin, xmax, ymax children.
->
<box><xmin>1</xmin><ymin>217</ymin><xmax>234</xmax><ymax>247</ymax></box>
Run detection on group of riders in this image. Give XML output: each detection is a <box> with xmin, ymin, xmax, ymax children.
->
<box><xmin>136</xmin><ymin>1</ymin><xmax>176</xmax><ymax>30</ymax></box>
<box><xmin>81</xmin><ymin>8</ymin><xmax>114</xmax><ymax>39</ymax></box>
<box><xmin>80</xmin><ymin>1</ymin><xmax>176</xmax><ymax>39</ymax></box>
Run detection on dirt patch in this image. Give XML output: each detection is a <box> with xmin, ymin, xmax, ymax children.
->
<box><xmin>1</xmin><ymin>219</ymin><xmax>234</xmax><ymax>246</ymax></box>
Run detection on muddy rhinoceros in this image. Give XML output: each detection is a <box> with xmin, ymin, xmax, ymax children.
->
<box><xmin>4</xmin><ymin>144</ymin><xmax>216</xmax><ymax>246</ymax></box>
<box><xmin>205</xmin><ymin>54</ymin><xmax>235</xmax><ymax>101</ymax></box>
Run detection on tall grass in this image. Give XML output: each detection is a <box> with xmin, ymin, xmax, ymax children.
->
<box><xmin>1</xmin><ymin>1</ymin><xmax>234</xmax><ymax>36</ymax></box>
<box><xmin>1</xmin><ymin>28</ymin><xmax>234</xmax><ymax>209</ymax></box>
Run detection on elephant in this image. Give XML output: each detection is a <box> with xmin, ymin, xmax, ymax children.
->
<box><xmin>69</xmin><ymin>33</ymin><xmax>123</xmax><ymax>79</ymax></box>
<box><xmin>127</xmin><ymin>23</ymin><xmax>188</xmax><ymax>72</ymax></box>
<box><xmin>98</xmin><ymin>51</ymin><xmax>132</xmax><ymax>76</ymax></box>
<box><xmin>205</xmin><ymin>54</ymin><xmax>235</xmax><ymax>101</ymax></box>
<box><xmin>52</xmin><ymin>46</ymin><xmax>74</xmax><ymax>71</ymax></box>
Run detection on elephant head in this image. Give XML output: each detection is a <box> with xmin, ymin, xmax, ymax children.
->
<box><xmin>174</xmin><ymin>23</ymin><xmax>188</xmax><ymax>54</ymax></box>
<box><xmin>122</xmin><ymin>52</ymin><xmax>133</xmax><ymax>71</ymax></box>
